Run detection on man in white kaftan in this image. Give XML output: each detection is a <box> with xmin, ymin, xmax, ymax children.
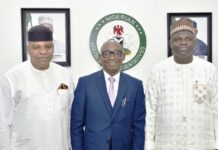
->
<box><xmin>0</xmin><ymin>25</ymin><xmax>74</xmax><ymax>150</ymax></box>
<box><xmin>145</xmin><ymin>18</ymin><xmax>218</xmax><ymax>150</ymax></box>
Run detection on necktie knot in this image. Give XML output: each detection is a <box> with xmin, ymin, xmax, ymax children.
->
<box><xmin>108</xmin><ymin>77</ymin><xmax>115</xmax><ymax>84</ymax></box>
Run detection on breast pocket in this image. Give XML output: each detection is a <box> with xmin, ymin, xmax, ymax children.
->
<box><xmin>193</xmin><ymin>81</ymin><xmax>208</xmax><ymax>103</ymax></box>
<box><xmin>118</xmin><ymin>97</ymin><xmax>135</xmax><ymax>119</ymax></box>
<box><xmin>57</xmin><ymin>89</ymin><xmax>70</xmax><ymax>110</ymax></box>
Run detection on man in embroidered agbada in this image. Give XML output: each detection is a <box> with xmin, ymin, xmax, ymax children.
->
<box><xmin>71</xmin><ymin>39</ymin><xmax>145</xmax><ymax>150</ymax></box>
<box><xmin>0</xmin><ymin>25</ymin><xmax>74</xmax><ymax>150</ymax></box>
<box><xmin>145</xmin><ymin>18</ymin><xmax>218</xmax><ymax>150</ymax></box>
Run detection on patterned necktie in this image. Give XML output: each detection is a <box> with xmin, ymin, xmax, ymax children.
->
<box><xmin>108</xmin><ymin>77</ymin><xmax>115</xmax><ymax>107</ymax></box>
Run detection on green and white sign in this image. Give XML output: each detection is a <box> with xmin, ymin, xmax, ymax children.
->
<box><xmin>90</xmin><ymin>13</ymin><xmax>147</xmax><ymax>71</ymax></box>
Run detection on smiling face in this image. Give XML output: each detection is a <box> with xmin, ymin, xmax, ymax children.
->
<box><xmin>170</xmin><ymin>30</ymin><xmax>196</xmax><ymax>64</ymax></box>
<box><xmin>27</xmin><ymin>41</ymin><xmax>54</xmax><ymax>70</ymax></box>
<box><xmin>98</xmin><ymin>40</ymin><xmax>125</xmax><ymax>76</ymax></box>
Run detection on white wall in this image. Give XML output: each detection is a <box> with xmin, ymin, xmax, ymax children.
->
<box><xmin>0</xmin><ymin>0</ymin><xmax>218</xmax><ymax>86</ymax></box>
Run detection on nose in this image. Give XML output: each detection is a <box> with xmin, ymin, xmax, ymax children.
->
<box><xmin>109</xmin><ymin>53</ymin><xmax>116</xmax><ymax>59</ymax></box>
<box><xmin>181</xmin><ymin>39</ymin><xmax>188</xmax><ymax>45</ymax></box>
<box><xmin>39</xmin><ymin>47</ymin><xmax>48</xmax><ymax>54</ymax></box>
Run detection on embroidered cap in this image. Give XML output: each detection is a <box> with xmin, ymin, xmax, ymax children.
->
<box><xmin>170</xmin><ymin>18</ymin><xmax>198</xmax><ymax>36</ymax></box>
<box><xmin>28</xmin><ymin>25</ymin><xmax>53</xmax><ymax>41</ymax></box>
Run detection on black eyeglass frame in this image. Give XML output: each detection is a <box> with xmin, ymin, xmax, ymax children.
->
<box><xmin>101</xmin><ymin>50</ymin><xmax>123</xmax><ymax>58</ymax></box>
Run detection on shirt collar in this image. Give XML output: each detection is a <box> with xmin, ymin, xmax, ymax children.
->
<box><xmin>28</xmin><ymin>59</ymin><xmax>52</xmax><ymax>74</ymax></box>
<box><xmin>172</xmin><ymin>56</ymin><xmax>196</xmax><ymax>67</ymax></box>
<box><xmin>103</xmin><ymin>70</ymin><xmax>120</xmax><ymax>82</ymax></box>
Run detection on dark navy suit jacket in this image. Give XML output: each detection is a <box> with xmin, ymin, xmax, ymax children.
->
<box><xmin>71</xmin><ymin>70</ymin><xmax>145</xmax><ymax>150</ymax></box>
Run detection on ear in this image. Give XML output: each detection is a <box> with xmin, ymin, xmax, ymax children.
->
<box><xmin>121</xmin><ymin>53</ymin><xmax>125</xmax><ymax>61</ymax></box>
<box><xmin>195</xmin><ymin>29</ymin><xmax>198</xmax><ymax>34</ymax></box>
<box><xmin>98</xmin><ymin>54</ymin><xmax>102</xmax><ymax>64</ymax></box>
<box><xmin>169</xmin><ymin>39</ymin><xmax>173</xmax><ymax>49</ymax></box>
<box><xmin>193</xmin><ymin>37</ymin><xmax>197</xmax><ymax>46</ymax></box>
<box><xmin>27</xmin><ymin>45</ymin><xmax>30</xmax><ymax>54</ymax></box>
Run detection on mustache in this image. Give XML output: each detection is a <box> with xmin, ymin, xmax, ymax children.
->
<box><xmin>37</xmin><ymin>56</ymin><xmax>51</xmax><ymax>60</ymax></box>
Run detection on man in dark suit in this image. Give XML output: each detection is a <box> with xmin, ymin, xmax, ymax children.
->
<box><xmin>71</xmin><ymin>39</ymin><xmax>145</xmax><ymax>150</ymax></box>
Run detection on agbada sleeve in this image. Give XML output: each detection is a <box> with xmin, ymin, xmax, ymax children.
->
<box><xmin>0</xmin><ymin>77</ymin><xmax>15</xmax><ymax>150</ymax></box>
<box><xmin>67</xmin><ymin>75</ymin><xmax>75</xmax><ymax>150</ymax></box>
<box><xmin>210</xmin><ymin>67</ymin><xmax>218</xmax><ymax>149</ymax></box>
<box><xmin>145</xmin><ymin>68</ymin><xmax>160</xmax><ymax>150</ymax></box>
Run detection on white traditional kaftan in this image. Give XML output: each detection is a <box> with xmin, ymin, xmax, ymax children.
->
<box><xmin>145</xmin><ymin>56</ymin><xmax>218</xmax><ymax>150</ymax></box>
<box><xmin>0</xmin><ymin>60</ymin><xmax>74</xmax><ymax>150</ymax></box>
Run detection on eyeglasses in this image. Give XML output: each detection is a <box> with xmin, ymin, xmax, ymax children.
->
<box><xmin>101</xmin><ymin>50</ymin><xmax>123</xmax><ymax>58</ymax></box>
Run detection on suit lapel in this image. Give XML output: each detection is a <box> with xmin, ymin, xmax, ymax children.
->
<box><xmin>112</xmin><ymin>73</ymin><xmax>126</xmax><ymax>119</ymax></box>
<box><xmin>96</xmin><ymin>70</ymin><xmax>112</xmax><ymax>117</ymax></box>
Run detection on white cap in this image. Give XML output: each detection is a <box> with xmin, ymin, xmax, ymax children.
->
<box><xmin>38</xmin><ymin>16</ymin><xmax>53</xmax><ymax>25</ymax></box>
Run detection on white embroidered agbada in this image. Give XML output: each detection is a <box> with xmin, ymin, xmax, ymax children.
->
<box><xmin>0</xmin><ymin>60</ymin><xmax>74</xmax><ymax>150</ymax></box>
<box><xmin>145</xmin><ymin>56</ymin><xmax>218</xmax><ymax>150</ymax></box>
